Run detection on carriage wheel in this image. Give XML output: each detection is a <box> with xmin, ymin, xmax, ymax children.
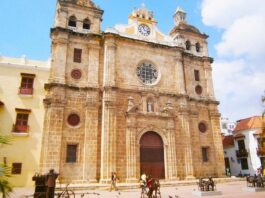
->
<box><xmin>59</xmin><ymin>189</ymin><xmax>75</xmax><ymax>198</ymax></box>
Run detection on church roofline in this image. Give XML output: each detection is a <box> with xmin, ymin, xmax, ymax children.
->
<box><xmin>103</xmin><ymin>32</ymin><xmax>183</xmax><ymax>51</ymax></box>
<box><xmin>169</xmin><ymin>25</ymin><xmax>209</xmax><ymax>39</ymax></box>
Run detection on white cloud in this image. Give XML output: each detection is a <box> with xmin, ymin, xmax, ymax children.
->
<box><xmin>201</xmin><ymin>0</ymin><xmax>265</xmax><ymax>29</ymax></box>
<box><xmin>212</xmin><ymin>60</ymin><xmax>265</xmax><ymax>120</ymax></box>
<box><xmin>216</xmin><ymin>14</ymin><xmax>265</xmax><ymax>59</ymax></box>
<box><xmin>201</xmin><ymin>0</ymin><xmax>265</xmax><ymax>121</ymax></box>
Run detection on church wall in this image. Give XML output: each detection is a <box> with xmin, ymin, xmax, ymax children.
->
<box><xmin>114</xmin><ymin>39</ymin><xmax>180</xmax><ymax>93</ymax></box>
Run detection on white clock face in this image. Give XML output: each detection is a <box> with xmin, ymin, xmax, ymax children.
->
<box><xmin>138</xmin><ymin>24</ymin><xmax>151</xmax><ymax>36</ymax></box>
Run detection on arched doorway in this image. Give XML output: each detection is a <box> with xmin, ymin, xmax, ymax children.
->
<box><xmin>140</xmin><ymin>131</ymin><xmax>165</xmax><ymax>179</ymax></box>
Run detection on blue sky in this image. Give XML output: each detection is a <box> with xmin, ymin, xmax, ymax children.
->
<box><xmin>0</xmin><ymin>0</ymin><xmax>220</xmax><ymax>60</ymax></box>
<box><xmin>0</xmin><ymin>0</ymin><xmax>264</xmax><ymax>122</ymax></box>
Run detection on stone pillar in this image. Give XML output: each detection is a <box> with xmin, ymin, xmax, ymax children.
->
<box><xmin>178</xmin><ymin>109</ymin><xmax>195</xmax><ymax>179</ymax></box>
<box><xmin>125</xmin><ymin>119</ymin><xmax>138</xmax><ymax>182</ymax></box>
<box><xmin>100</xmin><ymin>90</ymin><xmax>117</xmax><ymax>183</ymax></box>
<box><xmin>87</xmin><ymin>43</ymin><xmax>100</xmax><ymax>87</ymax></box>
<box><xmin>203</xmin><ymin>60</ymin><xmax>215</xmax><ymax>100</ymax></box>
<box><xmin>82</xmin><ymin>94</ymin><xmax>99</xmax><ymax>183</ymax></box>
<box><xmin>103</xmin><ymin>38</ymin><xmax>116</xmax><ymax>87</ymax></box>
<box><xmin>40</xmin><ymin>94</ymin><xmax>65</xmax><ymax>174</ymax></box>
<box><xmin>166</xmin><ymin>127</ymin><xmax>178</xmax><ymax>180</ymax></box>
<box><xmin>188</xmin><ymin>102</ymin><xmax>200</xmax><ymax>177</ymax></box>
<box><xmin>209</xmin><ymin>104</ymin><xmax>226</xmax><ymax>177</ymax></box>
<box><xmin>175</xmin><ymin>54</ymin><xmax>186</xmax><ymax>95</ymax></box>
<box><xmin>49</xmin><ymin>34</ymin><xmax>68</xmax><ymax>84</ymax></box>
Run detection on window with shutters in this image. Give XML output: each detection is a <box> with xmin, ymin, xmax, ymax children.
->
<box><xmin>66</xmin><ymin>144</ymin><xmax>78</xmax><ymax>163</ymax></box>
<box><xmin>202</xmin><ymin>147</ymin><xmax>209</xmax><ymax>162</ymax></box>
<box><xmin>13</xmin><ymin>108</ymin><xmax>31</xmax><ymax>133</ymax></box>
<box><xmin>12</xmin><ymin>163</ymin><xmax>22</xmax><ymax>174</ymax></box>
<box><xmin>19</xmin><ymin>73</ymin><xmax>35</xmax><ymax>95</ymax></box>
<box><xmin>194</xmin><ymin>70</ymin><xmax>200</xmax><ymax>81</ymax></box>
<box><xmin>73</xmin><ymin>48</ymin><xmax>82</xmax><ymax>63</ymax></box>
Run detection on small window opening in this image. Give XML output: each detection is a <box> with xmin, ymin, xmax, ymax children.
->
<box><xmin>186</xmin><ymin>40</ymin><xmax>191</xmax><ymax>50</ymax></box>
<box><xmin>12</xmin><ymin>163</ymin><xmax>22</xmax><ymax>174</ymax></box>
<box><xmin>194</xmin><ymin>70</ymin><xmax>200</xmax><ymax>81</ymax></box>
<box><xmin>195</xmin><ymin>42</ymin><xmax>200</xmax><ymax>52</ymax></box>
<box><xmin>73</xmin><ymin>48</ymin><xmax>82</xmax><ymax>63</ymax></box>
<box><xmin>68</xmin><ymin>16</ymin><xmax>76</xmax><ymax>27</ymax></box>
<box><xmin>202</xmin><ymin>147</ymin><xmax>209</xmax><ymax>162</ymax></box>
<box><xmin>83</xmin><ymin>19</ymin><xmax>90</xmax><ymax>30</ymax></box>
<box><xmin>66</xmin><ymin>144</ymin><xmax>78</xmax><ymax>163</ymax></box>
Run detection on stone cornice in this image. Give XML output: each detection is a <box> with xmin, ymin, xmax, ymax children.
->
<box><xmin>188</xmin><ymin>96</ymin><xmax>220</xmax><ymax>105</ymax></box>
<box><xmin>44</xmin><ymin>82</ymin><xmax>100</xmax><ymax>92</ymax></box>
<box><xmin>183</xmin><ymin>52</ymin><xmax>214</xmax><ymax>63</ymax></box>
<box><xmin>50</xmin><ymin>27</ymin><xmax>102</xmax><ymax>40</ymax></box>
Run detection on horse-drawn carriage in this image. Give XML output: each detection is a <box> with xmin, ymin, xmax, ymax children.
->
<box><xmin>197</xmin><ymin>177</ymin><xmax>216</xmax><ymax>191</ymax></box>
<box><xmin>140</xmin><ymin>175</ymin><xmax>161</xmax><ymax>198</ymax></box>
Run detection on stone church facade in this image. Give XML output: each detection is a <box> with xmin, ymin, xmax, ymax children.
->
<box><xmin>40</xmin><ymin>0</ymin><xmax>225</xmax><ymax>183</ymax></box>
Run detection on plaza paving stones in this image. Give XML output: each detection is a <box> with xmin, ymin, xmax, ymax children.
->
<box><xmin>9</xmin><ymin>180</ymin><xmax>265</xmax><ymax>198</ymax></box>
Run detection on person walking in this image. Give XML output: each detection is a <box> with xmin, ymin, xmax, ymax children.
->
<box><xmin>110</xmin><ymin>172</ymin><xmax>118</xmax><ymax>191</ymax></box>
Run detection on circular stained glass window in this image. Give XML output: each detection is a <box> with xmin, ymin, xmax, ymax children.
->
<box><xmin>71</xmin><ymin>69</ymin><xmax>82</xmax><ymax>80</ymax></box>
<box><xmin>198</xmin><ymin>122</ymin><xmax>207</xmax><ymax>133</ymax></box>
<box><xmin>67</xmin><ymin>113</ymin><xmax>80</xmax><ymax>126</ymax></box>
<box><xmin>136</xmin><ymin>62</ymin><xmax>158</xmax><ymax>85</ymax></box>
<box><xmin>195</xmin><ymin>85</ymin><xmax>203</xmax><ymax>95</ymax></box>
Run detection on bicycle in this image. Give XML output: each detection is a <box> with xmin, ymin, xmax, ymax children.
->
<box><xmin>56</xmin><ymin>183</ymin><xmax>75</xmax><ymax>198</ymax></box>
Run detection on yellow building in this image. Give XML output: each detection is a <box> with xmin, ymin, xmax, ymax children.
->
<box><xmin>0</xmin><ymin>55</ymin><xmax>50</xmax><ymax>187</ymax></box>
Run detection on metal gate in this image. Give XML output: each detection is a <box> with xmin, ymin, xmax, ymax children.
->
<box><xmin>140</xmin><ymin>131</ymin><xmax>165</xmax><ymax>179</ymax></box>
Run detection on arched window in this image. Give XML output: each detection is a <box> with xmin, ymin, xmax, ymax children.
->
<box><xmin>68</xmin><ymin>16</ymin><xmax>76</xmax><ymax>27</ymax></box>
<box><xmin>185</xmin><ymin>40</ymin><xmax>191</xmax><ymax>50</ymax></box>
<box><xmin>83</xmin><ymin>18</ymin><xmax>90</xmax><ymax>30</ymax></box>
<box><xmin>195</xmin><ymin>42</ymin><xmax>200</xmax><ymax>52</ymax></box>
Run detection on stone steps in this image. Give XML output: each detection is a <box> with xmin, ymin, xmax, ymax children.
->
<box><xmin>55</xmin><ymin>177</ymin><xmax>245</xmax><ymax>192</ymax></box>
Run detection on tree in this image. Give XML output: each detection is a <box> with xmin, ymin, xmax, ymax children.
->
<box><xmin>0</xmin><ymin>135</ymin><xmax>12</xmax><ymax>198</ymax></box>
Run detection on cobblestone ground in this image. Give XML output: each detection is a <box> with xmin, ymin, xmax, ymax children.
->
<box><xmin>10</xmin><ymin>180</ymin><xmax>265</xmax><ymax>198</ymax></box>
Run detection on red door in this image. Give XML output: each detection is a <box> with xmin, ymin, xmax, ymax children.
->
<box><xmin>140</xmin><ymin>131</ymin><xmax>165</xmax><ymax>179</ymax></box>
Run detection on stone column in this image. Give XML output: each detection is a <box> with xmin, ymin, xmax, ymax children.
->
<box><xmin>178</xmin><ymin>109</ymin><xmax>195</xmax><ymax>179</ymax></box>
<box><xmin>100</xmin><ymin>90</ymin><xmax>117</xmax><ymax>183</ymax></box>
<box><xmin>125</xmin><ymin>118</ymin><xmax>138</xmax><ymax>182</ymax></box>
<box><xmin>49</xmin><ymin>34</ymin><xmax>68</xmax><ymax>84</ymax></box>
<box><xmin>188</xmin><ymin>102</ymin><xmax>200</xmax><ymax>177</ymax></box>
<box><xmin>82</xmin><ymin>93</ymin><xmax>99</xmax><ymax>183</ymax></box>
<box><xmin>40</xmin><ymin>95</ymin><xmax>65</xmax><ymax>174</ymax></box>
<box><xmin>203</xmin><ymin>60</ymin><xmax>215</xmax><ymax>100</ymax></box>
<box><xmin>175</xmin><ymin>54</ymin><xmax>186</xmax><ymax>95</ymax></box>
<box><xmin>209</xmin><ymin>104</ymin><xmax>226</xmax><ymax>177</ymax></box>
<box><xmin>166</xmin><ymin>127</ymin><xmax>178</xmax><ymax>180</ymax></box>
<box><xmin>87</xmin><ymin>43</ymin><xmax>100</xmax><ymax>87</ymax></box>
<box><xmin>103</xmin><ymin>38</ymin><xmax>116</xmax><ymax>87</ymax></box>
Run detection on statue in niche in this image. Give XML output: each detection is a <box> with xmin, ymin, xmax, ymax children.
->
<box><xmin>147</xmin><ymin>101</ymin><xmax>154</xmax><ymax>112</ymax></box>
